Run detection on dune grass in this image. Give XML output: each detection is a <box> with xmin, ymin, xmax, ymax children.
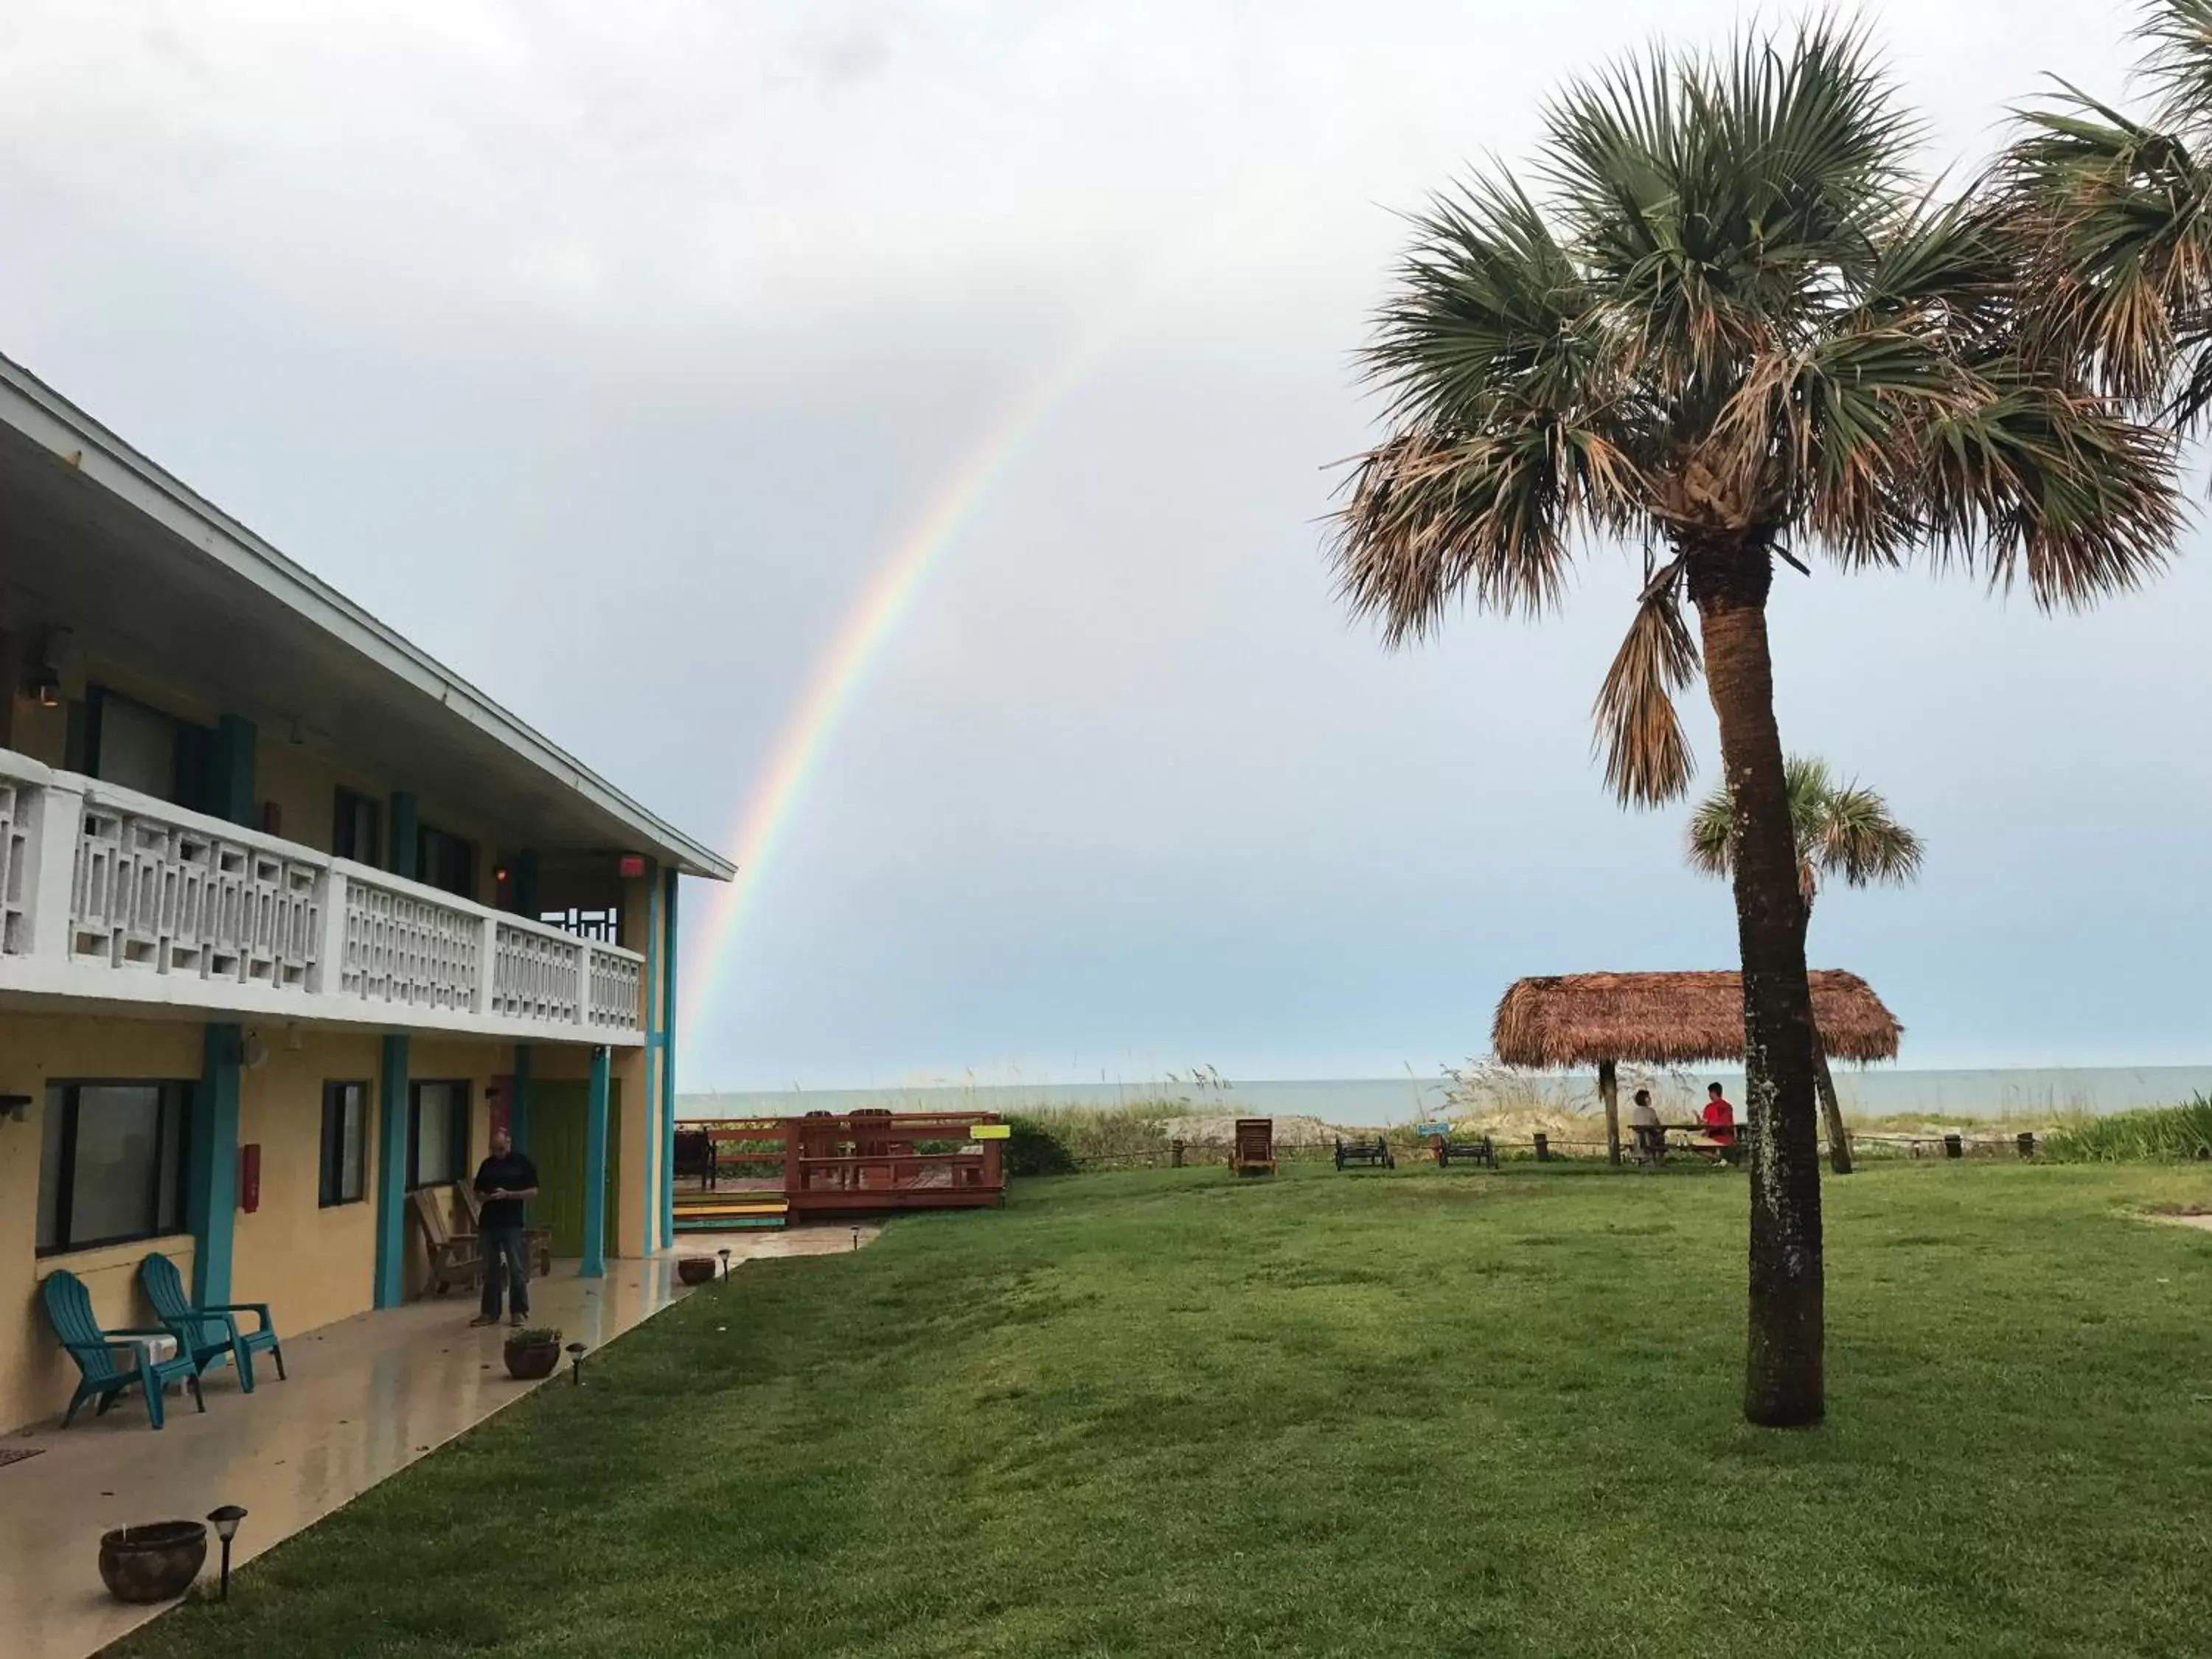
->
<box><xmin>2042</xmin><ymin>1096</ymin><xmax>2212</xmax><ymax>1162</ymax></box>
<box><xmin>114</xmin><ymin>1161</ymin><xmax>2212</xmax><ymax>1658</ymax></box>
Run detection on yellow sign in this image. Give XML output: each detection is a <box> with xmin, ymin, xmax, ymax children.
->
<box><xmin>970</xmin><ymin>1124</ymin><xmax>1012</xmax><ymax>1140</ymax></box>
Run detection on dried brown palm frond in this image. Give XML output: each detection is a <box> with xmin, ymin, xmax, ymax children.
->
<box><xmin>1591</xmin><ymin>563</ymin><xmax>1700</xmax><ymax>806</ymax></box>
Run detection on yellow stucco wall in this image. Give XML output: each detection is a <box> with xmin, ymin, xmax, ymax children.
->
<box><xmin>2</xmin><ymin>1010</ymin><xmax>628</xmax><ymax>1431</ymax></box>
<box><xmin>229</xmin><ymin>1029</ymin><xmax>385</xmax><ymax>1338</ymax></box>
<box><xmin>0</xmin><ymin>1013</ymin><xmax>204</xmax><ymax>1433</ymax></box>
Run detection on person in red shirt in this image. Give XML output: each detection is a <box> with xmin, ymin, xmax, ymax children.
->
<box><xmin>1700</xmin><ymin>1082</ymin><xmax>1738</xmax><ymax>1146</ymax></box>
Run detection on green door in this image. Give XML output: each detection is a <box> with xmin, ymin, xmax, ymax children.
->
<box><xmin>529</xmin><ymin>1079</ymin><xmax>622</xmax><ymax>1259</ymax></box>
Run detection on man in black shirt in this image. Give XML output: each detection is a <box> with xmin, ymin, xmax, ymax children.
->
<box><xmin>469</xmin><ymin>1127</ymin><xmax>540</xmax><ymax>1327</ymax></box>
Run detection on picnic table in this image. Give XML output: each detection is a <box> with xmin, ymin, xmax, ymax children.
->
<box><xmin>1638</xmin><ymin>1120</ymin><xmax>1742</xmax><ymax>1164</ymax></box>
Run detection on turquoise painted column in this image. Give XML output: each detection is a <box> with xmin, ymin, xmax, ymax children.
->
<box><xmin>514</xmin><ymin>850</ymin><xmax>540</xmax><ymax>917</ymax></box>
<box><xmin>372</xmin><ymin>1035</ymin><xmax>411</xmax><ymax>1308</ymax></box>
<box><xmin>582</xmin><ymin>1045</ymin><xmax>610</xmax><ymax>1278</ymax></box>
<box><xmin>659</xmin><ymin>869</ymin><xmax>680</xmax><ymax>1250</ymax></box>
<box><xmin>206</xmin><ymin>714</ymin><xmax>257</xmax><ymax>827</ymax></box>
<box><xmin>388</xmin><ymin>791</ymin><xmax>419</xmax><ymax>879</ymax></box>
<box><xmin>189</xmin><ymin>1023</ymin><xmax>243</xmax><ymax>1305</ymax></box>
<box><xmin>509</xmin><ymin>1043</ymin><xmax>533</xmax><ymax>1151</ymax></box>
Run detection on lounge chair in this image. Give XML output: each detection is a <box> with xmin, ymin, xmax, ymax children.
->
<box><xmin>410</xmin><ymin>1186</ymin><xmax>482</xmax><ymax>1295</ymax></box>
<box><xmin>139</xmin><ymin>1251</ymin><xmax>285</xmax><ymax>1392</ymax></box>
<box><xmin>1230</xmin><ymin>1117</ymin><xmax>1276</xmax><ymax>1178</ymax></box>
<box><xmin>41</xmin><ymin>1269</ymin><xmax>206</xmax><ymax>1429</ymax></box>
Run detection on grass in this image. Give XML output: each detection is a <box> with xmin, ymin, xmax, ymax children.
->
<box><xmin>114</xmin><ymin>1161</ymin><xmax>2212</xmax><ymax>1658</ymax></box>
<box><xmin>2042</xmin><ymin>1096</ymin><xmax>2212</xmax><ymax>1162</ymax></box>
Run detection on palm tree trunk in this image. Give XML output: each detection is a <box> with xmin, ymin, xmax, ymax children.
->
<box><xmin>1688</xmin><ymin>544</ymin><xmax>1824</xmax><ymax>1427</ymax></box>
<box><xmin>1815</xmin><ymin>1046</ymin><xmax>1853</xmax><ymax>1175</ymax></box>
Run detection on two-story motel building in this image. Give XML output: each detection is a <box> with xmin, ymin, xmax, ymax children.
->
<box><xmin>0</xmin><ymin>353</ymin><xmax>735</xmax><ymax>1430</ymax></box>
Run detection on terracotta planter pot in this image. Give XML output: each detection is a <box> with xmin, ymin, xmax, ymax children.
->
<box><xmin>676</xmin><ymin>1256</ymin><xmax>717</xmax><ymax>1287</ymax></box>
<box><xmin>504</xmin><ymin>1339</ymin><xmax>560</xmax><ymax>1381</ymax></box>
<box><xmin>99</xmin><ymin>1521</ymin><xmax>206</xmax><ymax>1604</ymax></box>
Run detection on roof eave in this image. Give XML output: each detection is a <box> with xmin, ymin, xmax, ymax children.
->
<box><xmin>0</xmin><ymin>351</ymin><xmax>737</xmax><ymax>883</ymax></box>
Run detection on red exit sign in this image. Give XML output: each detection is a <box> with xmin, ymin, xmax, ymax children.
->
<box><xmin>618</xmin><ymin>853</ymin><xmax>646</xmax><ymax>879</ymax></box>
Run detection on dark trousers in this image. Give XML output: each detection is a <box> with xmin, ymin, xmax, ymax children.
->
<box><xmin>481</xmin><ymin>1225</ymin><xmax>531</xmax><ymax>1319</ymax></box>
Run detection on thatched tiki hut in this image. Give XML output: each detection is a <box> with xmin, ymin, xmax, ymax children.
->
<box><xmin>1490</xmin><ymin>970</ymin><xmax>1903</xmax><ymax>1165</ymax></box>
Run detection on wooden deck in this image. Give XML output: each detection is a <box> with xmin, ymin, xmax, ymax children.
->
<box><xmin>672</xmin><ymin>1112</ymin><xmax>1006</xmax><ymax>1231</ymax></box>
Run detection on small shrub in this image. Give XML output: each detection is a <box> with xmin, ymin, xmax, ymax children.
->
<box><xmin>1004</xmin><ymin>1114</ymin><xmax>1078</xmax><ymax>1177</ymax></box>
<box><xmin>2041</xmin><ymin>1096</ymin><xmax>2212</xmax><ymax>1163</ymax></box>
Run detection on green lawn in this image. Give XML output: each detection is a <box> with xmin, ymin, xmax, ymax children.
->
<box><xmin>117</xmin><ymin>1162</ymin><xmax>2212</xmax><ymax>1658</ymax></box>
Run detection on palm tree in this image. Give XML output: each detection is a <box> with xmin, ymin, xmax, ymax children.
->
<box><xmin>1687</xmin><ymin>756</ymin><xmax>1923</xmax><ymax>1175</ymax></box>
<box><xmin>1331</xmin><ymin>20</ymin><xmax>2178</xmax><ymax>1426</ymax></box>
<box><xmin>2003</xmin><ymin>0</ymin><xmax>2212</xmax><ymax>430</ymax></box>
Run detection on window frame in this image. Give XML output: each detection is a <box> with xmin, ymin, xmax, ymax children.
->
<box><xmin>36</xmin><ymin>1079</ymin><xmax>195</xmax><ymax>1258</ymax></box>
<box><xmin>319</xmin><ymin>1080</ymin><xmax>369</xmax><ymax>1208</ymax></box>
<box><xmin>406</xmin><ymin>1079</ymin><xmax>472</xmax><ymax>1191</ymax></box>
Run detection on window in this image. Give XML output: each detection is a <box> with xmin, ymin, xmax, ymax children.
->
<box><xmin>408</xmin><ymin>1080</ymin><xmax>470</xmax><ymax>1189</ymax></box>
<box><xmin>333</xmin><ymin>789</ymin><xmax>381</xmax><ymax>866</ymax></box>
<box><xmin>89</xmin><ymin>689</ymin><xmax>188</xmax><ymax>802</ymax></box>
<box><xmin>319</xmin><ymin>1082</ymin><xmax>368</xmax><ymax>1206</ymax></box>
<box><xmin>36</xmin><ymin>1082</ymin><xmax>193</xmax><ymax>1255</ymax></box>
<box><xmin>417</xmin><ymin>826</ymin><xmax>476</xmax><ymax>899</ymax></box>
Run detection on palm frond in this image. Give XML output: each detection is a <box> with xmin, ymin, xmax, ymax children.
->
<box><xmin>1685</xmin><ymin>787</ymin><xmax>1736</xmax><ymax>876</ymax></box>
<box><xmin>1916</xmin><ymin>370</ymin><xmax>2181</xmax><ymax>609</ymax></box>
<box><xmin>1683</xmin><ymin>753</ymin><xmax>1921</xmax><ymax>909</ymax></box>
<box><xmin>1592</xmin><ymin>566</ymin><xmax>1700</xmax><ymax>806</ymax></box>
<box><xmin>1336</xmin><ymin>170</ymin><xmax>1649</xmax><ymax>642</ymax></box>
<box><xmin>2135</xmin><ymin>0</ymin><xmax>2212</xmax><ymax>133</ymax></box>
<box><xmin>2002</xmin><ymin>98</ymin><xmax>2211</xmax><ymax>408</ymax></box>
<box><xmin>1814</xmin><ymin>781</ymin><xmax>1926</xmax><ymax>888</ymax></box>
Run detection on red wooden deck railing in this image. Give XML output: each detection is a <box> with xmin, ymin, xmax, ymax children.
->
<box><xmin>676</xmin><ymin>1112</ymin><xmax>1006</xmax><ymax>1216</ymax></box>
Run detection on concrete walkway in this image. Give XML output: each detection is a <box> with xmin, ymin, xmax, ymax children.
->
<box><xmin>4</xmin><ymin>1227</ymin><xmax>873</xmax><ymax>1659</ymax></box>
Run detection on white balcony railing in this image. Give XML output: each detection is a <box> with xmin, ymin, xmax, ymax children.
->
<box><xmin>0</xmin><ymin>747</ymin><xmax>645</xmax><ymax>1045</ymax></box>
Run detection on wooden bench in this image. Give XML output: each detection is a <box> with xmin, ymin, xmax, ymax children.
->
<box><xmin>409</xmin><ymin>1186</ymin><xmax>482</xmax><ymax>1297</ymax></box>
<box><xmin>1436</xmin><ymin>1136</ymin><xmax>1496</xmax><ymax>1169</ymax></box>
<box><xmin>1334</xmin><ymin>1135</ymin><xmax>1395</xmax><ymax>1170</ymax></box>
<box><xmin>456</xmin><ymin>1183</ymin><xmax>554</xmax><ymax>1277</ymax></box>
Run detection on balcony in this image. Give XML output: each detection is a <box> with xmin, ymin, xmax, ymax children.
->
<box><xmin>0</xmin><ymin>748</ymin><xmax>644</xmax><ymax>1046</ymax></box>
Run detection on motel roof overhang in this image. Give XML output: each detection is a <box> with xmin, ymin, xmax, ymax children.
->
<box><xmin>0</xmin><ymin>352</ymin><xmax>735</xmax><ymax>881</ymax></box>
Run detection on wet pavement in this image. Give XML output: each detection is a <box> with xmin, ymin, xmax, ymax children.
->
<box><xmin>4</xmin><ymin>1226</ymin><xmax>874</xmax><ymax>1658</ymax></box>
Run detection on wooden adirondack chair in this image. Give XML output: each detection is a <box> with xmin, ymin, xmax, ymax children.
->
<box><xmin>1230</xmin><ymin>1117</ymin><xmax>1276</xmax><ymax>1178</ymax></box>
<box><xmin>410</xmin><ymin>1186</ymin><xmax>482</xmax><ymax>1295</ymax></box>
<box><xmin>455</xmin><ymin>1182</ymin><xmax>553</xmax><ymax>1277</ymax></box>
<box><xmin>139</xmin><ymin>1251</ymin><xmax>285</xmax><ymax>1393</ymax></box>
<box><xmin>40</xmin><ymin>1269</ymin><xmax>206</xmax><ymax>1429</ymax></box>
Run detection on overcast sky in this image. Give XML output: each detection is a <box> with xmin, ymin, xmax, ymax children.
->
<box><xmin>4</xmin><ymin>1</ymin><xmax>2202</xmax><ymax>1088</ymax></box>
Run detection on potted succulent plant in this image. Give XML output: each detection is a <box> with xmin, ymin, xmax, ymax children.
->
<box><xmin>503</xmin><ymin>1326</ymin><xmax>562</xmax><ymax>1381</ymax></box>
<box><xmin>99</xmin><ymin>1520</ymin><xmax>207</xmax><ymax>1604</ymax></box>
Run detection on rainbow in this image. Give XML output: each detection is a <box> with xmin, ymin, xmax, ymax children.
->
<box><xmin>676</xmin><ymin>333</ymin><xmax>1113</xmax><ymax>1048</ymax></box>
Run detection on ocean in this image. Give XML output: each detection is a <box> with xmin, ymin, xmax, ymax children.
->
<box><xmin>679</xmin><ymin>1065</ymin><xmax>2212</xmax><ymax>1128</ymax></box>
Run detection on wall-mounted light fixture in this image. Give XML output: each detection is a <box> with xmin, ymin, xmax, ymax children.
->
<box><xmin>0</xmin><ymin>1094</ymin><xmax>29</xmax><ymax>1124</ymax></box>
<box><xmin>23</xmin><ymin>665</ymin><xmax>60</xmax><ymax>709</ymax></box>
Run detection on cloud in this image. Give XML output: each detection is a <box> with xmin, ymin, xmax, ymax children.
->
<box><xmin>0</xmin><ymin>0</ymin><xmax>2188</xmax><ymax>1085</ymax></box>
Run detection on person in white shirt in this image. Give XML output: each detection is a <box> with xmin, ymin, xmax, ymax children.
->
<box><xmin>1629</xmin><ymin>1088</ymin><xmax>1665</xmax><ymax>1164</ymax></box>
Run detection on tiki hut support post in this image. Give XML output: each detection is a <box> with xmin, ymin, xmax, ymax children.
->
<box><xmin>1815</xmin><ymin>1048</ymin><xmax>1853</xmax><ymax>1175</ymax></box>
<box><xmin>1599</xmin><ymin>1058</ymin><xmax>1621</xmax><ymax>1166</ymax></box>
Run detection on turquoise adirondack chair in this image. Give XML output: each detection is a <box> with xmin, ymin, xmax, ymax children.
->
<box><xmin>139</xmin><ymin>1253</ymin><xmax>285</xmax><ymax>1393</ymax></box>
<box><xmin>40</xmin><ymin>1269</ymin><xmax>206</xmax><ymax>1429</ymax></box>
